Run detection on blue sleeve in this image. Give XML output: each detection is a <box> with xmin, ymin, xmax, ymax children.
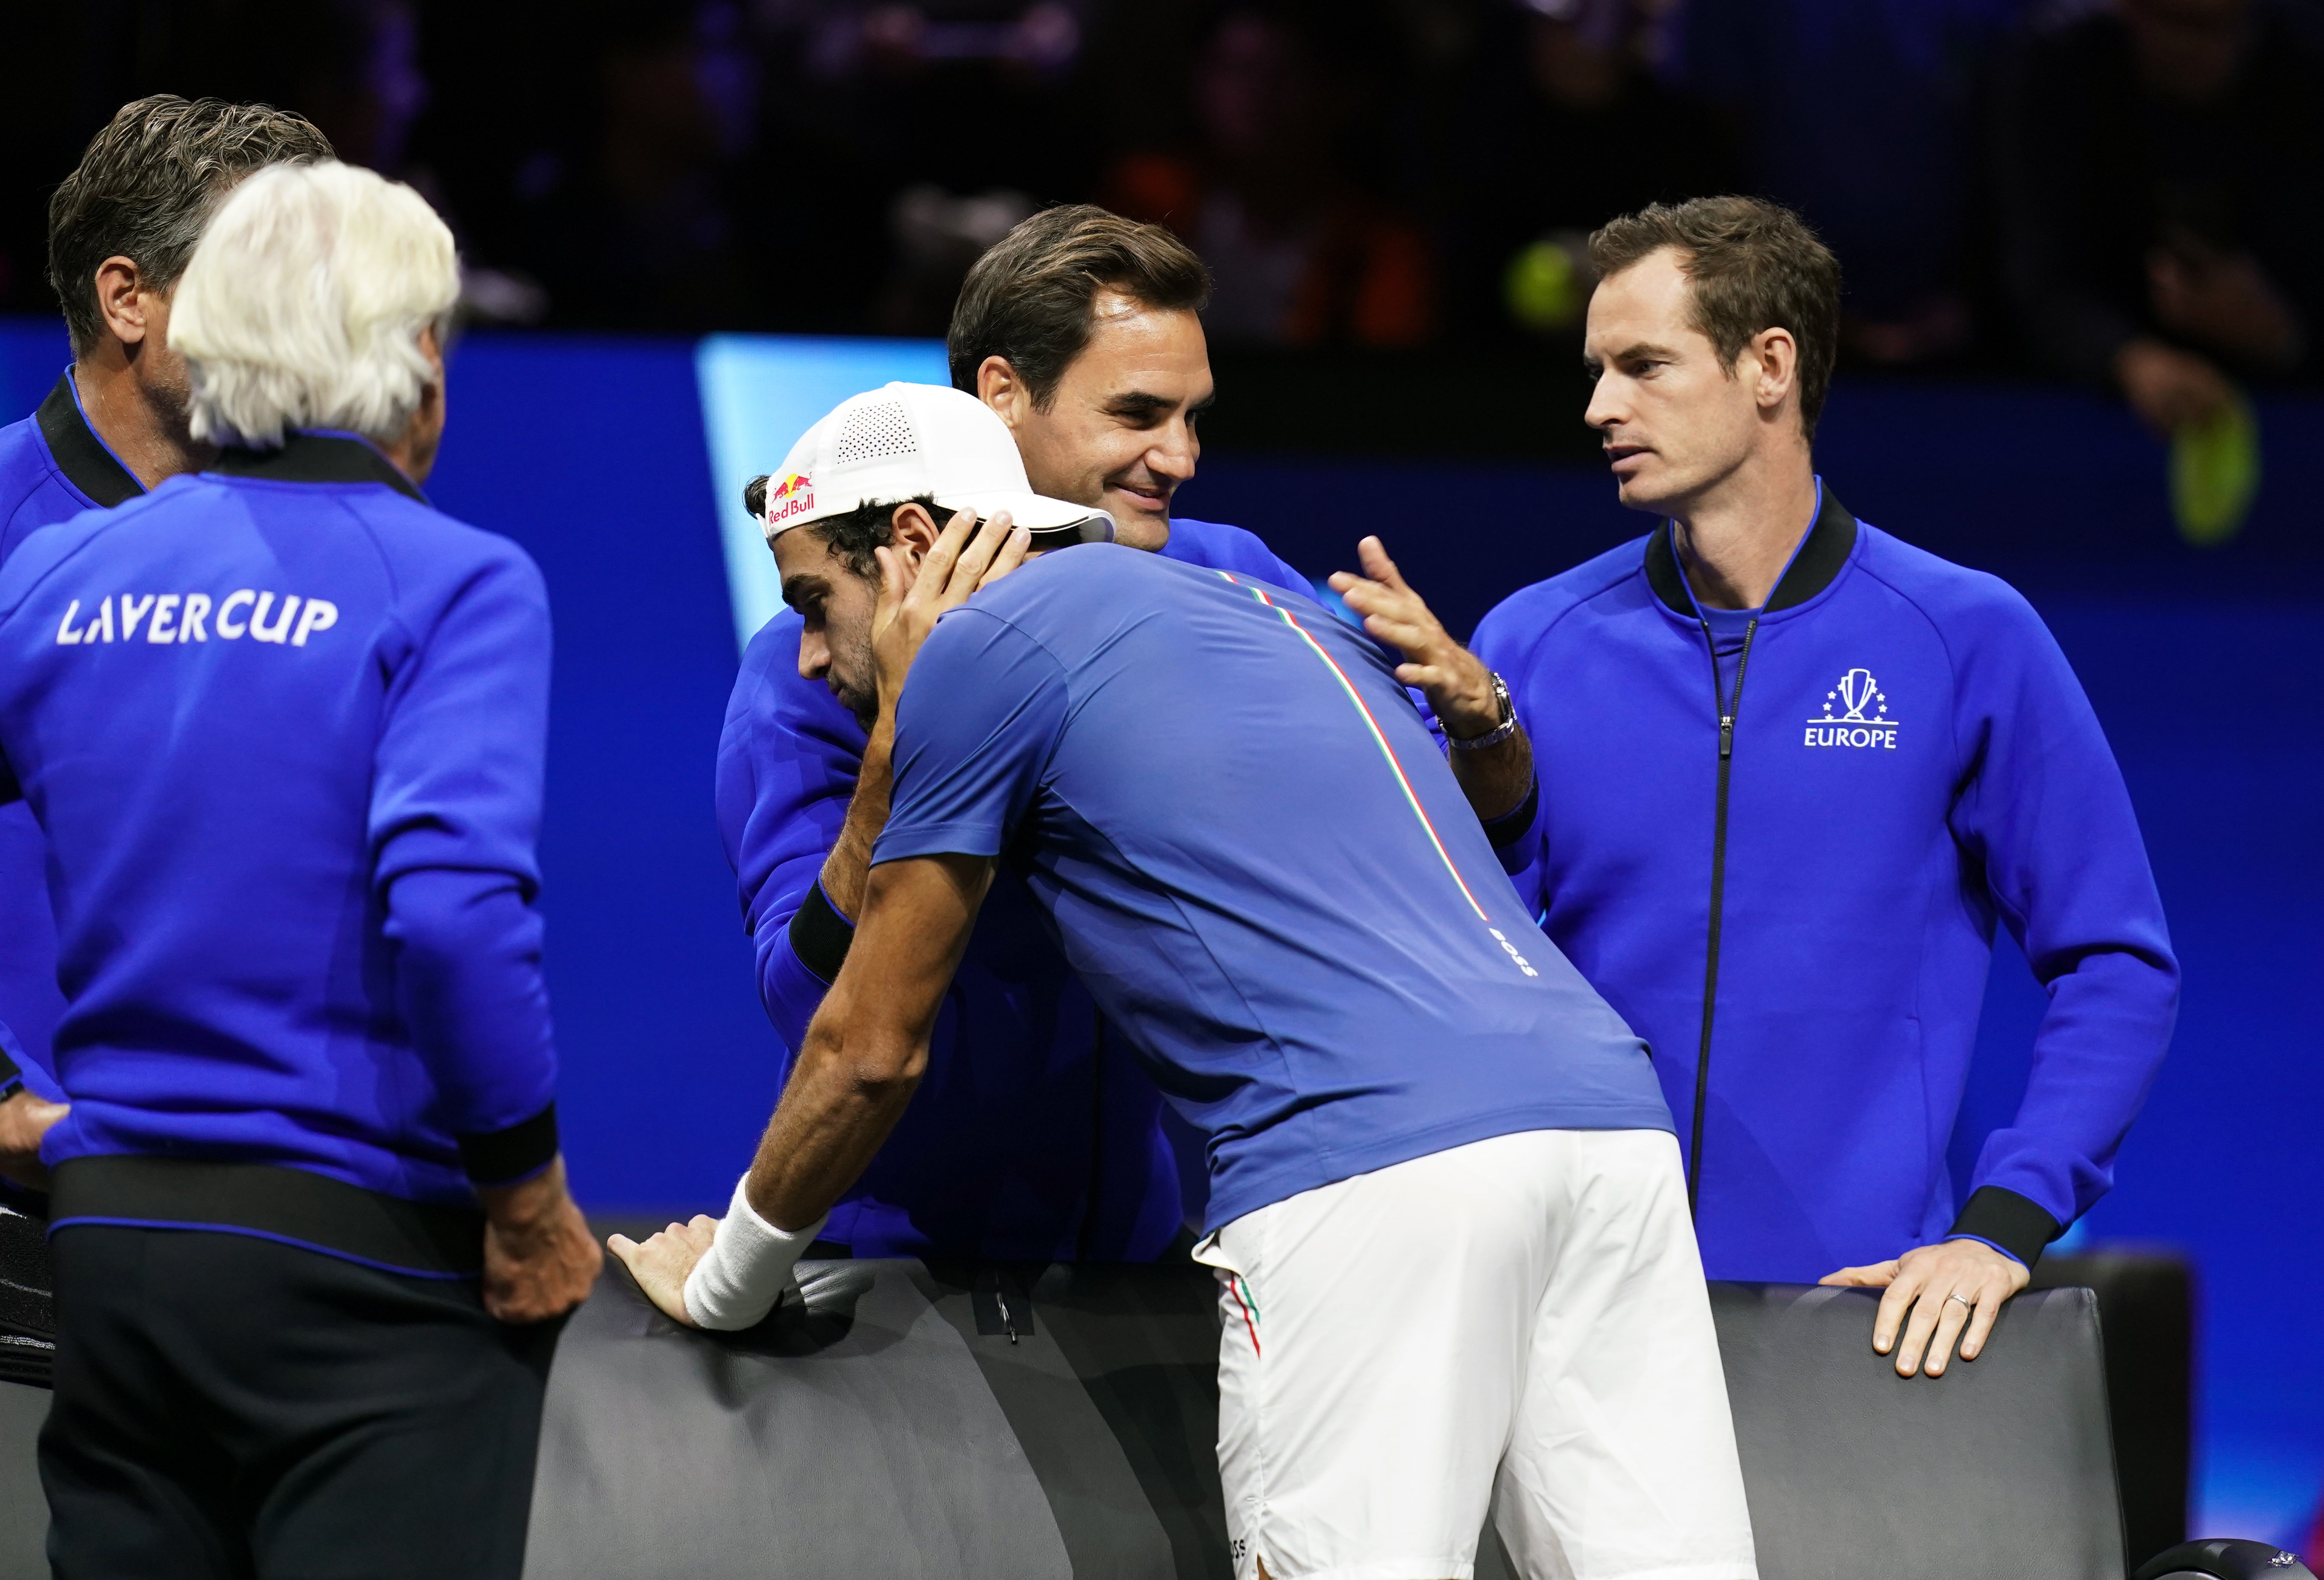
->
<box><xmin>873</xmin><ymin>610</ymin><xmax>1069</xmax><ymax>866</ymax></box>
<box><xmin>0</xmin><ymin>1009</ymin><xmax>61</xmax><ymax>1108</ymax></box>
<box><xmin>0</xmin><ymin>1015</ymin><xmax>23</xmax><ymax>1099</ymax></box>
<box><xmin>0</xmin><ymin>1017</ymin><xmax>44</xmax><ymax>1214</ymax></box>
<box><xmin>1468</xmin><ymin>595</ymin><xmax>1552</xmax><ymax>907</ymax></box>
<box><xmin>1946</xmin><ymin>595</ymin><xmax>2178</xmax><ymax>1250</ymax></box>
<box><xmin>370</xmin><ymin>546</ymin><xmax>560</xmax><ymax>1184</ymax></box>
<box><xmin>714</xmin><ymin>619</ymin><xmax>867</xmax><ymax>1055</ymax></box>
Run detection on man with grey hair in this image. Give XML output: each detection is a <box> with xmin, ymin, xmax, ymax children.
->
<box><xmin>0</xmin><ymin>159</ymin><xmax>598</xmax><ymax>1577</ymax></box>
<box><xmin>0</xmin><ymin>94</ymin><xmax>333</xmax><ymax>1187</ymax></box>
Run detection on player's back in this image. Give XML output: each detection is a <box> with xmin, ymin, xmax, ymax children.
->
<box><xmin>0</xmin><ymin>442</ymin><xmax>549</xmax><ymax>1199</ymax></box>
<box><xmin>880</xmin><ymin>544</ymin><xmax>1672</xmax><ymax>1228</ymax></box>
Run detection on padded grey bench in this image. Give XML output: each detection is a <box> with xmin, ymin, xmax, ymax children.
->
<box><xmin>532</xmin><ymin>1262</ymin><xmax>2136</xmax><ymax>1579</ymax></box>
<box><xmin>0</xmin><ymin>1258</ymin><xmax>2300</xmax><ymax>1580</ymax></box>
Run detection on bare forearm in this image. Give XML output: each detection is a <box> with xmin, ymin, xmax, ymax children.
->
<box><xmin>742</xmin><ymin>853</ymin><xmax>992</xmax><ymax>1230</ymax></box>
<box><xmin>1450</xmin><ymin>726</ymin><xmax>1534</xmax><ymax>824</ymax></box>
<box><xmin>742</xmin><ymin>1003</ymin><xmax>923</xmax><ymax>1231</ymax></box>
<box><xmin>817</xmin><ymin>718</ymin><xmax>895</xmax><ymax>921</ymax></box>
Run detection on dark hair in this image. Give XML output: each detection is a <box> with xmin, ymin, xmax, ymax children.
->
<box><xmin>48</xmin><ymin>95</ymin><xmax>335</xmax><ymax>355</ymax></box>
<box><xmin>947</xmin><ymin>204</ymin><xmax>1211</xmax><ymax>409</ymax></box>
<box><xmin>1587</xmin><ymin>196</ymin><xmax>1842</xmax><ymax>440</ymax></box>
<box><xmin>743</xmin><ymin>478</ymin><xmax>939</xmax><ymax>580</ymax></box>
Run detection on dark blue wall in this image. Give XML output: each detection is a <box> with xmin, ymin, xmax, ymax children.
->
<box><xmin>2</xmin><ymin>321</ymin><xmax>2314</xmax><ymax>1536</ymax></box>
<box><xmin>421</xmin><ymin>338</ymin><xmax>787</xmax><ymax>1209</ymax></box>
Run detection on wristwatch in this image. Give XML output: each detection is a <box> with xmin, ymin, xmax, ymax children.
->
<box><xmin>1448</xmin><ymin>671</ymin><xmax>1518</xmax><ymax>752</ymax></box>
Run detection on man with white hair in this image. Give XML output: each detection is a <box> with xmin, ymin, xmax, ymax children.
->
<box><xmin>0</xmin><ymin>94</ymin><xmax>333</xmax><ymax>1176</ymax></box>
<box><xmin>0</xmin><ymin>160</ymin><xmax>599</xmax><ymax>1577</ymax></box>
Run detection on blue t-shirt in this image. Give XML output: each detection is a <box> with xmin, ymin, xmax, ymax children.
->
<box><xmin>873</xmin><ymin>544</ymin><xmax>1673</xmax><ymax>1231</ymax></box>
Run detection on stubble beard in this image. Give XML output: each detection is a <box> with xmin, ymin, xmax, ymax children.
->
<box><xmin>831</xmin><ymin>624</ymin><xmax>880</xmax><ymax>731</ymax></box>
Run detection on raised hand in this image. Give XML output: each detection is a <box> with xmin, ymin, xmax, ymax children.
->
<box><xmin>1328</xmin><ymin>536</ymin><xmax>1500</xmax><ymax>738</ymax></box>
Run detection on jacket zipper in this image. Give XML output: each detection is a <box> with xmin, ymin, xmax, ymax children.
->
<box><xmin>1689</xmin><ymin>613</ymin><xmax>1759</xmax><ymax>1219</ymax></box>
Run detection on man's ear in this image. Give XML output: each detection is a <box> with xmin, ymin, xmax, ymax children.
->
<box><xmin>977</xmin><ymin>356</ymin><xmax>1031</xmax><ymax>432</ymax></box>
<box><xmin>93</xmin><ymin>256</ymin><xmax>154</xmax><ymax>348</ymax></box>
<box><xmin>889</xmin><ymin>502</ymin><xmax>943</xmax><ymax>562</ymax></box>
<box><xmin>1748</xmin><ymin>326</ymin><xmax>1800</xmax><ymax>420</ymax></box>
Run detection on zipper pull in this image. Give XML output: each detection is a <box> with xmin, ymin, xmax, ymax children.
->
<box><xmin>1719</xmin><ymin>715</ymin><xmax>1735</xmax><ymax>759</ymax></box>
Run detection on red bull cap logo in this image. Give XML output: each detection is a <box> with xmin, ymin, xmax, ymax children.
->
<box><xmin>764</xmin><ymin>471</ymin><xmax>817</xmax><ymax>528</ymax></box>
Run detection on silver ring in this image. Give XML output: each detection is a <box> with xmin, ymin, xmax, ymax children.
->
<box><xmin>1946</xmin><ymin>1293</ymin><xmax>1974</xmax><ymax>1308</ymax></box>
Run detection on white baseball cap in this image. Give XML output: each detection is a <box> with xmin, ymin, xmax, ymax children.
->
<box><xmin>761</xmin><ymin>382</ymin><xmax>1115</xmax><ymax>547</ymax></box>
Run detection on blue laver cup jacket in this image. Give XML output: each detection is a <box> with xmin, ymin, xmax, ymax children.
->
<box><xmin>1471</xmin><ymin>487</ymin><xmax>2178</xmax><ymax>1281</ymax></box>
<box><xmin>0</xmin><ymin>431</ymin><xmax>562</xmax><ymax>1277</ymax></box>
<box><xmin>0</xmin><ymin>372</ymin><xmax>144</xmax><ymax>1108</ymax></box>
<box><xmin>716</xmin><ymin>518</ymin><xmax>1313</xmax><ymax>1258</ymax></box>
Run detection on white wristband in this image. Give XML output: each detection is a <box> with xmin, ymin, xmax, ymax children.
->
<box><xmin>680</xmin><ymin>1174</ymin><xmax>828</xmax><ymax>1331</ymax></box>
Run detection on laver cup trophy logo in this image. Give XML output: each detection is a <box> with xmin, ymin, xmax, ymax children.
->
<box><xmin>1806</xmin><ymin>667</ymin><xmax>1900</xmax><ymax>750</ymax></box>
<box><xmin>1832</xmin><ymin>668</ymin><xmax>1882</xmax><ymax>722</ymax></box>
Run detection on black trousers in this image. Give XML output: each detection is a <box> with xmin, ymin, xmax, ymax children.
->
<box><xmin>40</xmin><ymin>1225</ymin><xmax>556</xmax><ymax>1579</ymax></box>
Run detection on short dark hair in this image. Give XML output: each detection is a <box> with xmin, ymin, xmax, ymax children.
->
<box><xmin>1588</xmin><ymin>197</ymin><xmax>1842</xmax><ymax>440</ymax></box>
<box><xmin>744</xmin><ymin>477</ymin><xmax>938</xmax><ymax>581</ymax></box>
<box><xmin>48</xmin><ymin>95</ymin><xmax>335</xmax><ymax>355</ymax></box>
<box><xmin>947</xmin><ymin>205</ymin><xmax>1211</xmax><ymax>409</ymax></box>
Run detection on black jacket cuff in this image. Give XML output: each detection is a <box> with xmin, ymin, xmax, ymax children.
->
<box><xmin>457</xmin><ymin>1102</ymin><xmax>559</xmax><ymax>1187</ymax></box>
<box><xmin>1949</xmin><ymin>1185</ymin><xmax>2062</xmax><ymax>1268</ymax></box>
<box><xmin>1481</xmin><ymin>776</ymin><xmax>1540</xmax><ymax>850</ymax></box>
<box><xmin>788</xmin><ymin>879</ymin><xmax>856</xmax><ymax>985</ymax></box>
<box><xmin>0</xmin><ymin>1043</ymin><xmax>22</xmax><ymax>1101</ymax></box>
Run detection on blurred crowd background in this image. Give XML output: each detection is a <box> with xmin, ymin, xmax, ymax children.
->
<box><xmin>0</xmin><ymin>0</ymin><xmax>2319</xmax><ymax>441</ymax></box>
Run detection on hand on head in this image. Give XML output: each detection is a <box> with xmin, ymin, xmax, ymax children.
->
<box><xmin>870</xmin><ymin>508</ymin><xmax>1029</xmax><ymax>716</ymax></box>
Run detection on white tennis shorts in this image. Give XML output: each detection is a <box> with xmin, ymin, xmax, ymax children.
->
<box><xmin>1196</xmin><ymin>1129</ymin><xmax>1757</xmax><ymax>1580</ymax></box>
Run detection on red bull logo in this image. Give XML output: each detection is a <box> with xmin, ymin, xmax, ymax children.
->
<box><xmin>764</xmin><ymin>471</ymin><xmax>816</xmax><ymax>527</ymax></box>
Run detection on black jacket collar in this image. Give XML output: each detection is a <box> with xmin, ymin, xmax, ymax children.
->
<box><xmin>212</xmin><ymin>431</ymin><xmax>427</xmax><ymax>503</ymax></box>
<box><xmin>1644</xmin><ymin>486</ymin><xmax>1859</xmax><ymax>618</ymax></box>
<box><xmin>36</xmin><ymin>372</ymin><xmax>142</xmax><ymax>509</ymax></box>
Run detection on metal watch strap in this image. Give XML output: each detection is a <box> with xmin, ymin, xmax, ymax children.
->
<box><xmin>1448</xmin><ymin>671</ymin><xmax>1518</xmax><ymax>752</ymax></box>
